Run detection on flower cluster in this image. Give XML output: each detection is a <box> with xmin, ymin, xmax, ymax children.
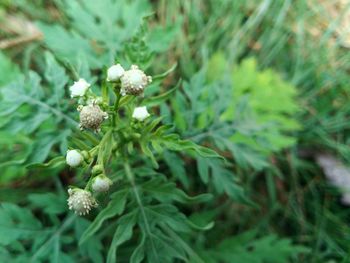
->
<box><xmin>107</xmin><ymin>64</ymin><xmax>152</xmax><ymax>96</ymax></box>
<box><xmin>78</xmin><ymin>104</ymin><xmax>108</xmax><ymax>132</ymax></box>
<box><xmin>65</xmin><ymin>62</ymin><xmax>152</xmax><ymax>215</ymax></box>
<box><xmin>67</xmin><ymin>188</ymin><xmax>97</xmax><ymax>216</ymax></box>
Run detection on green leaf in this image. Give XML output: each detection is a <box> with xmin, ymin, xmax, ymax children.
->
<box><xmin>221</xmin><ymin>57</ymin><xmax>300</xmax><ymax>153</ymax></box>
<box><xmin>26</xmin><ymin>156</ymin><xmax>65</xmax><ymax>170</ymax></box>
<box><xmin>210</xmin><ymin>231</ymin><xmax>310</xmax><ymax>263</ymax></box>
<box><xmin>141</xmin><ymin>177</ymin><xmax>213</xmax><ymax>204</ymax></box>
<box><xmin>75</xmin><ymin>217</ymin><xmax>103</xmax><ymax>263</ymax></box>
<box><xmin>0</xmin><ymin>52</ymin><xmax>20</xmax><ymax>86</ymax></box>
<box><xmin>119</xmin><ymin>95</ymin><xmax>136</xmax><ymax>107</ymax></box>
<box><xmin>197</xmin><ymin>157</ymin><xmax>253</xmax><ymax>205</ymax></box>
<box><xmin>145</xmin><ymin>17</ymin><xmax>181</xmax><ymax>52</ymax></box>
<box><xmin>186</xmin><ymin>219</ymin><xmax>214</xmax><ymax>231</ymax></box>
<box><xmin>140</xmin><ymin>140</ymin><xmax>159</xmax><ymax>168</ymax></box>
<box><xmin>0</xmin><ymin>203</ymin><xmax>42</xmax><ymax>246</ymax></box>
<box><xmin>28</xmin><ymin>193</ymin><xmax>66</xmax><ymax>215</ymax></box>
<box><xmin>144</xmin><ymin>204</ymin><xmax>190</xmax><ymax>233</ymax></box>
<box><xmin>146</xmin><ymin>123</ymin><xmax>223</xmax><ymax>160</ymax></box>
<box><xmin>79</xmin><ymin>189</ymin><xmax>128</xmax><ymax>245</ymax></box>
<box><xmin>163</xmin><ymin>151</ymin><xmax>189</xmax><ymax>188</ymax></box>
<box><xmin>107</xmin><ymin>212</ymin><xmax>137</xmax><ymax>263</ymax></box>
<box><xmin>44</xmin><ymin>52</ymin><xmax>69</xmax><ymax>100</ymax></box>
<box><xmin>0</xmin><ymin>53</ymin><xmax>75</xmax><ymax>169</ymax></box>
<box><xmin>143</xmin><ymin>79</ymin><xmax>180</xmax><ymax>107</ymax></box>
<box><xmin>97</xmin><ymin>130</ymin><xmax>114</xmax><ymax>166</ymax></box>
<box><xmin>151</xmin><ymin>63</ymin><xmax>177</xmax><ymax>81</ymax></box>
<box><xmin>130</xmin><ymin>234</ymin><xmax>146</xmax><ymax>263</ymax></box>
<box><xmin>38</xmin><ymin>0</ymin><xmax>151</xmax><ymax>69</ymax></box>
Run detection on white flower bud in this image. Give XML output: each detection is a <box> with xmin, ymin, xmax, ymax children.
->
<box><xmin>69</xmin><ymin>78</ymin><xmax>90</xmax><ymax>98</ymax></box>
<box><xmin>66</xmin><ymin>150</ymin><xmax>83</xmax><ymax>167</ymax></box>
<box><xmin>67</xmin><ymin>188</ymin><xmax>97</xmax><ymax>216</ymax></box>
<box><xmin>107</xmin><ymin>64</ymin><xmax>125</xmax><ymax>82</ymax></box>
<box><xmin>92</xmin><ymin>175</ymin><xmax>113</xmax><ymax>193</ymax></box>
<box><xmin>78</xmin><ymin>104</ymin><xmax>108</xmax><ymax>132</ymax></box>
<box><xmin>120</xmin><ymin>65</ymin><xmax>152</xmax><ymax>96</ymax></box>
<box><xmin>132</xmin><ymin>106</ymin><xmax>150</xmax><ymax>121</ymax></box>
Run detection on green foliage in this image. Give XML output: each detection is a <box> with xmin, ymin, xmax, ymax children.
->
<box><xmin>74</xmin><ymin>167</ymin><xmax>213</xmax><ymax>263</ymax></box>
<box><xmin>199</xmin><ymin>231</ymin><xmax>309</xmax><ymax>263</ymax></box>
<box><xmin>0</xmin><ymin>52</ymin><xmax>20</xmax><ymax>86</ymax></box>
<box><xmin>38</xmin><ymin>0</ymin><xmax>150</xmax><ymax>69</ymax></box>
<box><xmin>0</xmin><ymin>193</ymin><xmax>104</xmax><ymax>263</ymax></box>
<box><xmin>220</xmin><ymin>56</ymin><xmax>300</xmax><ymax>153</ymax></box>
<box><xmin>3</xmin><ymin>0</ymin><xmax>348</xmax><ymax>262</ymax></box>
<box><xmin>197</xmin><ymin>157</ymin><xmax>252</xmax><ymax>205</ymax></box>
<box><xmin>139</xmin><ymin>117</ymin><xmax>223</xmax><ymax>168</ymax></box>
<box><xmin>0</xmin><ymin>52</ymin><xmax>74</xmax><ymax>170</ymax></box>
<box><xmin>37</xmin><ymin>0</ymin><xmax>180</xmax><ymax>71</ymax></box>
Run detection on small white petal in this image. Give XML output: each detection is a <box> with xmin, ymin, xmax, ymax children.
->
<box><xmin>92</xmin><ymin>175</ymin><xmax>113</xmax><ymax>193</ymax></box>
<box><xmin>107</xmin><ymin>64</ymin><xmax>125</xmax><ymax>82</ymax></box>
<box><xmin>132</xmin><ymin>106</ymin><xmax>150</xmax><ymax>121</ymax></box>
<box><xmin>66</xmin><ymin>150</ymin><xmax>83</xmax><ymax>167</ymax></box>
<box><xmin>120</xmin><ymin>65</ymin><xmax>151</xmax><ymax>96</ymax></box>
<box><xmin>79</xmin><ymin>105</ymin><xmax>108</xmax><ymax>132</ymax></box>
<box><xmin>67</xmin><ymin>188</ymin><xmax>97</xmax><ymax>215</ymax></box>
<box><xmin>69</xmin><ymin>78</ymin><xmax>90</xmax><ymax>98</ymax></box>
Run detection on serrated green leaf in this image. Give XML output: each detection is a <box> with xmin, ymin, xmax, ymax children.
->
<box><xmin>130</xmin><ymin>235</ymin><xmax>145</xmax><ymax>263</ymax></box>
<box><xmin>196</xmin><ymin>157</ymin><xmax>253</xmax><ymax>205</ymax></box>
<box><xmin>0</xmin><ymin>203</ymin><xmax>42</xmax><ymax>246</ymax></box>
<box><xmin>79</xmin><ymin>189</ymin><xmax>128</xmax><ymax>245</ymax></box>
<box><xmin>211</xmin><ymin>231</ymin><xmax>310</xmax><ymax>263</ymax></box>
<box><xmin>141</xmin><ymin>177</ymin><xmax>212</xmax><ymax>204</ymax></box>
<box><xmin>107</xmin><ymin>212</ymin><xmax>137</xmax><ymax>263</ymax></box>
<box><xmin>163</xmin><ymin>151</ymin><xmax>189</xmax><ymax>188</ymax></box>
<box><xmin>28</xmin><ymin>193</ymin><xmax>66</xmax><ymax>215</ymax></box>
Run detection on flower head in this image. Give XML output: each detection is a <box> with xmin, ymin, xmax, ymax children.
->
<box><xmin>120</xmin><ymin>65</ymin><xmax>152</xmax><ymax>96</ymax></box>
<box><xmin>67</xmin><ymin>188</ymin><xmax>97</xmax><ymax>216</ymax></box>
<box><xmin>107</xmin><ymin>64</ymin><xmax>125</xmax><ymax>82</ymax></box>
<box><xmin>132</xmin><ymin>106</ymin><xmax>150</xmax><ymax>121</ymax></box>
<box><xmin>69</xmin><ymin>78</ymin><xmax>90</xmax><ymax>98</ymax></box>
<box><xmin>92</xmin><ymin>175</ymin><xmax>113</xmax><ymax>193</ymax></box>
<box><xmin>78</xmin><ymin>104</ymin><xmax>108</xmax><ymax>132</ymax></box>
<box><xmin>66</xmin><ymin>150</ymin><xmax>83</xmax><ymax>167</ymax></box>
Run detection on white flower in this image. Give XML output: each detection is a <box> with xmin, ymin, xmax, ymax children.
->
<box><xmin>69</xmin><ymin>78</ymin><xmax>90</xmax><ymax>98</ymax></box>
<box><xmin>107</xmin><ymin>64</ymin><xmax>125</xmax><ymax>82</ymax></box>
<box><xmin>92</xmin><ymin>175</ymin><xmax>113</xmax><ymax>193</ymax></box>
<box><xmin>78</xmin><ymin>104</ymin><xmax>108</xmax><ymax>132</ymax></box>
<box><xmin>66</xmin><ymin>150</ymin><xmax>83</xmax><ymax>167</ymax></box>
<box><xmin>67</xmin><ymin>188</ymin><xmax>97</xmax><ymax>216</ymax></box>
<box><xmin>132</xmin><ymin>106</ymin><xmax>150</xmax><ymax>121</ymax></box>
<box><xmin>120</xmin><ymin>65</ymin><xmax>152</xmax><ymax>96</ymax></box>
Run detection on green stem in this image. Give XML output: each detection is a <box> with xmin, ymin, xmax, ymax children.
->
<box><xmin>84</xmin><ymin>155</ymin><xmax>97</xmax><ymax>191</ymax></box>
<box><xmin>112</xmin><ymin>85</ymin><xmax>121</xmax><ymax>127</ymax></box>
<box><xmin>123</xmin><ymin>161</ymin><xmax>159</xmax><ymax>261</ymax></box>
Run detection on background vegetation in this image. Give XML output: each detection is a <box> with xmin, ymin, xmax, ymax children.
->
<box><xmin>0</xmin><ymin>0</ymin><xmax>350</xmax><ymax>262</ymax></box>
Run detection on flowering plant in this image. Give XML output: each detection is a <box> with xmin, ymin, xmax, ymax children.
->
<box><xmin>40</xmin><ymin>60</ymin><xmax>222</xmax><ymax>261</ymax></box>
